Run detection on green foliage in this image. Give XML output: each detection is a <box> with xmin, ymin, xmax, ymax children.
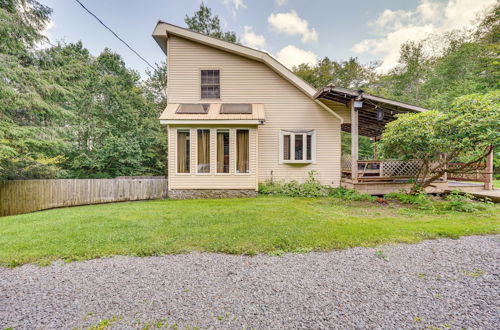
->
<box><xmin>184</xmin><ymin>2</ymin><xmax>238</xmax><ymax>43</ymax></box>
<box><xmin>258</xmin><ymin>171</ymin><xmax>330</xmax><ymax>197</ymax></box>
<box><xmin>385</xmin><ymin>191</ymin><xmax>433</xmax><ymax>209</ymax></box>
<box><xmin>442</xmin><ymin>191</ymin><xmax>489</xmax><ymax>213</ymax></box>
<box><xmin>379</xmin><ymin>91</ymin><xmax>499</xmax><ymax>190</ymax></box>
<box><xmin>0</xmin><ymin>1</ymin><xmax>167</xmax><ymax>180</ymax></box>
<box><xmin>293</xmin><ymin>57</ymin><xmax>377</xmax><ymax>89</ymax></box>
<box><xmin>328</xmin><ymin>187</ymin><xmax>376</xmax><ymax>202</ymax></box>
<box><xmin>259</xmin><ymin>171</ymin><xmax>376</xmax><ymax>201</ymax></box>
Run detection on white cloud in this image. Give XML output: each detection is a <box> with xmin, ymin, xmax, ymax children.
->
<box><xmin>223</xmin><ymin>0</ymin><xmax>246</xmax><ymax>16</ymax></box>
<box><xmin>275</xmin><ymin>45</ymin><xmax>317</xmax><ymax>69</ymax></box>
<box><xmin>275</xmin><ymin>0</ymin><xmax>288</xmax><ymax>5</ymax></box>
<box><xmin>242</xmin><ymin>26</ymin><xmax>266</xmax><ymax>49</ymax></box>
<box><xmin>268</xmin><ymin>10</ymin><xmax>318</xmax><ymax>43</ymax></box>
<box><xmin>36</xmin><ymin>19</ymin><xmax>55</xmax><ymax>49</ymax></box>
<box><xmin>352</xmin><ymin>0</ymin><xmax>496</xmax><ymax>72</ymax></box>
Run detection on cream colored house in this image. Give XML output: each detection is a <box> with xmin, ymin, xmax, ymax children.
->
<box><xmin>153</xmin><ymin>22</ymin><xmax>490</xmax><ymax>198</ymax></box>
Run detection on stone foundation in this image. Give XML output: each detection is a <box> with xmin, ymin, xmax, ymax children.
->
<box><xmin>168</xmin><ymin>189</ymin><xmax>257</xmax><ymax>199</ymax></box>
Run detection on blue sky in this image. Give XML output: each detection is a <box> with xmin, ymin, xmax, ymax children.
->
<box><xmin>39</xmin><ymin>0</ymin><xmax>495</xmax><ymax>76</ymax></box>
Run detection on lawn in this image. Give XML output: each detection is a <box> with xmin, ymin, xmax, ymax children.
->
<box><xmin>0</xmin><ymin>196</ymin><xmax>499</xmax><ymax>266</ymax></box>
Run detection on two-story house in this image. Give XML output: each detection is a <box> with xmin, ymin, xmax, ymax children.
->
<box><xmin>152</xmin><ymin>22</ymin><xmax>436</xmax><ymax>198</ymax></box>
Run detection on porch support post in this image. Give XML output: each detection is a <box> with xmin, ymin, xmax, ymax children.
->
<box><xmin>351</xmin><ymin>100</ymin><xmax>359</xmax><ymax>183</ymax></box>
<box><xmin>373</xmin><ymin>136</ymin><xmax>379</xmax><ymax>160</ymax></box>
<box><xmin>485</xmin><ymin>146</ymin><xmax>494</xmax><ymax>190</ymax></box>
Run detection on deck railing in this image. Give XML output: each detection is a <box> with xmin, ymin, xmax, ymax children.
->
<box><xmin>342</xmin><ymin>156</ymin><xmax>423</xmax><ymax>182</ymax></box>
<box><xmin>342</xmin><ymin>156</ymin><xmax>489</xmax><ymax>184</ymax></box>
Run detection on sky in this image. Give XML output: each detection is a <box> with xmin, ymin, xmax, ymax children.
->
<box><xmin>39</xmin><ymin>0</ymin><xmax>496</xmax><ymax>76</ymax></box>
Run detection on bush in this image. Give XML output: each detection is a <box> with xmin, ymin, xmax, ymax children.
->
<box><xmin>329</xmin><ymin>187</ymin><xmax>376</xmax><ymax>202</ymax></box>
<box><xmin>258</xmin><ymin>171</ymin><xmax>330</xmax><ymax>197</ymax></box>
<box><xmin>441</xmin><ymin>190</ymin><xmax>489</xmax><ymax>213</ymax></box>
<box><xmin>385</xmin><ymin>190</ymin><xmax>434</xmax><ymax>210</ymax></box>
<box><xmin>259</xmin><ymin>171</ymin><xmax>376</xmax><ymax>201</ymax></box>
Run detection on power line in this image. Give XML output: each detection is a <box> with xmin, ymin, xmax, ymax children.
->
<box><xmin>73</xmin><ymin>0</ymin><xmax>156</xmax><ymax>71</ymax></box>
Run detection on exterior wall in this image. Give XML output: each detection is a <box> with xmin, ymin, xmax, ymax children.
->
<box><xmin>168</xmin><ymin>125</ymin><xmax>258</xmax><ymax>190</ymax></box>
<box><xmin>320</xmin><ymin>99</ymin><xmax>351</xmax><ymax>123</ymax></box>
<box><xmin>167</xmin><ymin>35</ymin><xmax>342</xmax><ymax>188</ymax></box>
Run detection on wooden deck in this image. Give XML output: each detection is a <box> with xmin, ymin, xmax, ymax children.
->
<box><xmin>446</xmin><ymin>181</ymin><xmax>500</xmax><ymax>202</ymax></box>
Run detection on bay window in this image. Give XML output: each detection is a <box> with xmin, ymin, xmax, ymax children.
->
<box><xmin>280</xmin><ymin>130</ymin><xmax>315</xmax><ymax>163</ymax></box>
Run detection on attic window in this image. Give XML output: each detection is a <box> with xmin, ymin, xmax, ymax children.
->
<box><xmin>176</xmin><ymin>104</ymin><xmax>210</xmax><ymax>114</ymax></box>
<box><xmin>220</xmin><ymin>104</ymin><xmax>252</xmax><ymax>114</ymax></box>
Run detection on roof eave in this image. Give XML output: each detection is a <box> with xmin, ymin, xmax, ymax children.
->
<box><xmin>151</xmin><ymin>21</ymin><xmax>317</xmax><ymax>98</ymax></box>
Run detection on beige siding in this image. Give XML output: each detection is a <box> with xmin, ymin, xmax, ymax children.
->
<box><xmin>320</xmin><ymin>99</ymin><xmax>351</xmax><ymax>123</ymax></box>
<box><xmin>167</xmin><ymin>36</ymin><xmax>342</xmax><ymax>188</ymax></box>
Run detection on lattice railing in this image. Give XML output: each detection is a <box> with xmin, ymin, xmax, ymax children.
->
<box><xmin>448</xmin><ymin>162</ymin><xmax>487</xmax><ymax>182</ymax></box>
<box><xmin>380</xmin><ymin>160</ymin><xmax>422</xmax><ymax>178</ymax></box>
<box><xmin>341</xmin><ymin>155</ymin><xmax>352</xmax><ymax>170</ymax></box>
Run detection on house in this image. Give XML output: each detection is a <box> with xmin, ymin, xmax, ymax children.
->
<box><xmin>152</xmin><ymin>22</ymin><xmax>494</xmax><ymax>198</ymax></box>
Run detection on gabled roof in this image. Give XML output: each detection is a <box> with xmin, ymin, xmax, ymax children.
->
<box><xmin>152</xmin><ymin>21</ymin><xmax>317</xmax><ymax>98</ymax></box>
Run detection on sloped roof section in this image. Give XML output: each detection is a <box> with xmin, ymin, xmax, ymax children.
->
<box><xmin>159</xmin><ymin>103</ymin><xmax>265</xmax><ymax>123</ymax></box>
<box><xmin>152</xmin><ymin>21</ymin><xmax>317</xmax><ymax>98</ymax></box>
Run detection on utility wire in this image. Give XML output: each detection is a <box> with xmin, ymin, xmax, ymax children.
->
<box><xmin>74</xmin><ymin>0</ymin><xmax>156</xmax><ymax>71</ymax></box>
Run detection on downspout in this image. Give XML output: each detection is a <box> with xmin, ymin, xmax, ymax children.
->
<box><xmin>314</xmin><ymin>99</ymin><xmax>344</xmax><ymax>124</ymax></box>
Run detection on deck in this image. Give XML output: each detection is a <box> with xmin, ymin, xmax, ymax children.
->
<box><xmin>341</xmin><ymin>158</ymin><xmax>496</xmax><ymax>199</ymax></box>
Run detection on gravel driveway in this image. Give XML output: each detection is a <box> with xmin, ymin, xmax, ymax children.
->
<box><xmin>1</xmin><ymin>235</ymin><xmax>499</xmax><ymax>329</ymax></box>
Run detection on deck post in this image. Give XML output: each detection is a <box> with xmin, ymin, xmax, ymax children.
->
<box><xmin>485</xmin><ymin>146</ymin><xmax>494</xmax><ymax>190</ymax></box>
<box><xmin>351</xmin><ymin>100</ymin><xmax>359</xmax><ymax>183</ymax></box>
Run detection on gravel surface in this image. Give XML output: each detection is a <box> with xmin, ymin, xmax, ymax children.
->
<box><xmin>1</xmin><ymin>235</ymin><xmax>499</xmax><ymax>329</ymax></box>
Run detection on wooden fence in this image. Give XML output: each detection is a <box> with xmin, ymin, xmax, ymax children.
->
<box><xmin>0</xmin><ymin>177</ymin><xmax>168</xmax><ymax>217</ymax></box>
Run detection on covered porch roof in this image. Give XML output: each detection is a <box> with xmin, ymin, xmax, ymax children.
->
<box><xmin>314</xmin><ymin>85</ymin><xmax>428</xmax><ymax>137</ymax></box>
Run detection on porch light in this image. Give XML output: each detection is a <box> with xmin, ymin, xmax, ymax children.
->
<box><xmin>354</xmin><ymin>100</ymin><xmax>363</xmax><ymax>109</ymax></box>
<box><xmin>376</xmin><ymin>107</ymin><xmax>384</xmax><ymax>121</ymax></box>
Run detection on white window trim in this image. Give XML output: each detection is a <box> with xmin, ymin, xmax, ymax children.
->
<box><xmin>175</xmin><ymin>128</ymin><xmax>192</xmax><ymax>175</ymax></box>
<box><xmin>199</xmin><ymin>68</ymin><xmax>221</xmax><ymax>101</ymax></box>
<box><xmin>235</xmin><ymin>129</ymin><xmax>251</xmax><ymax>175</ymax></box>
<box><xmin>279</xmin><ymin>130</ymin><xmax>316</xmax><ymax>164</ymax></box>
<box><xmin>195</xmin><ymin>128</ymin><xmax>212</xmax><ymax>175</ymax></box>
<box><xmin>215</xmin><ymin>128</ymin><xmax>231</xmax><ymax>175</ymax></box>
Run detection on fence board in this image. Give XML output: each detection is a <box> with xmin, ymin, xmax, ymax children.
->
<box><xmin>0</xmin><ymin>177</ymin><xmax>168</xmax><ymax>217</ymax></box>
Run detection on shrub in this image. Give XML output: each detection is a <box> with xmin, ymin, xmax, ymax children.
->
<box><xmin>441</xmin><ymin>190</ymin><xmax>489</xmax><ymax>213</ymax></box>
<box><xmin>259</xmin><ymin>171</ymin><xmax>376</xmax><ymax>201</ymax></box>
<box><xmin>329</xmin><ymin>187</ymin><xmax>376</xmax><ymax>202</ymax></box>
<box><xmin>258</xmin><ymin>171</ymin><xmax>330</xmax><ymax>197</ymax></box>
<box><xmin>385</xmin><ymin>190</ymin><xmax>434</xmax><ymax>210</ymax></box>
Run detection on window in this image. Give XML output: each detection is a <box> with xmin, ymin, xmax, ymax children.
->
<box><xmin>280</xmin><ymin>130</ymin><xmax>315</xmax><ymax>163</ymax></box>
<box><xmin>197</xmin><ymin>129</ymin><xmax>210</xmax><ymax>173</ymax></box>
<box><xmin>177</xmin><ymin>129</ymin><xmax>190</xmax><ymax>173</ymax></box>
<box><xmin>236</xmin><ymin>130</ymin><xmax>249</xmax><ymax>173</ymax></box>
<box><xmin>201</xmin><ymin>70</ymin><xmax>220</xmax><ymax>99</ymax></box>
<box><xmin>217</xmin><ymin>129</ymin><xmax>230</xmax><ymax>173</ymax></box>
<box><xmin>176</xmin><ymin>104</ymin><xmax>209</xmax><ymax>114</ymax></box>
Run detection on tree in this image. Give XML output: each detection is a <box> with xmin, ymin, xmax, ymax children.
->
<box><xmin>184</xmin><ymin>2</ymin><xmax>238</xmax><ymax>43</ymax></box>
<box><xmin>293</xmin><ymin>57</ymin><xmax>377</xmax><ymax>89</ymax></box>
<box><xmin>378</xmin><ymin>91</ymin><xmax>499</xmax><ymax>193</ymax></box>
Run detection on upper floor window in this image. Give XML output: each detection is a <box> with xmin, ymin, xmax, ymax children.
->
<box><xmin>280</xmin><ymin>130</ymin><xmax>315</xmax><ymax>164</ymax></box>
<box><xmin>201</xmin><ymin>70</ymin><xmax>220</xmax><ymax>99</ymax></box>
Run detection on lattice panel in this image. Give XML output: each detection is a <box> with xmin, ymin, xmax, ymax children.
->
<box><xmin>448</xmin><ymin>163</ymin><xmax>486</xmax><ymax>182</ymax></box>
<box><xmin>341</xmin><ymin>155</ymin><xmax>352</xmax><ymax>170</ymax></box>
<box><xmin>380</xmin><ymin>160</ymin><xmax>422</xmax><ymax>178</ymax></box>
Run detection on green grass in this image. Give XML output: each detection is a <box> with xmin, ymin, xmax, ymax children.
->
<box><xmin>0</xmin><ymin>196</ymin><xmax>499</xmax><ymax>266</ymax></box>
<box><xmin>494</xmin><ymin>180</ymin><xmax>500</xmax><ymax>188</ymax></box>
